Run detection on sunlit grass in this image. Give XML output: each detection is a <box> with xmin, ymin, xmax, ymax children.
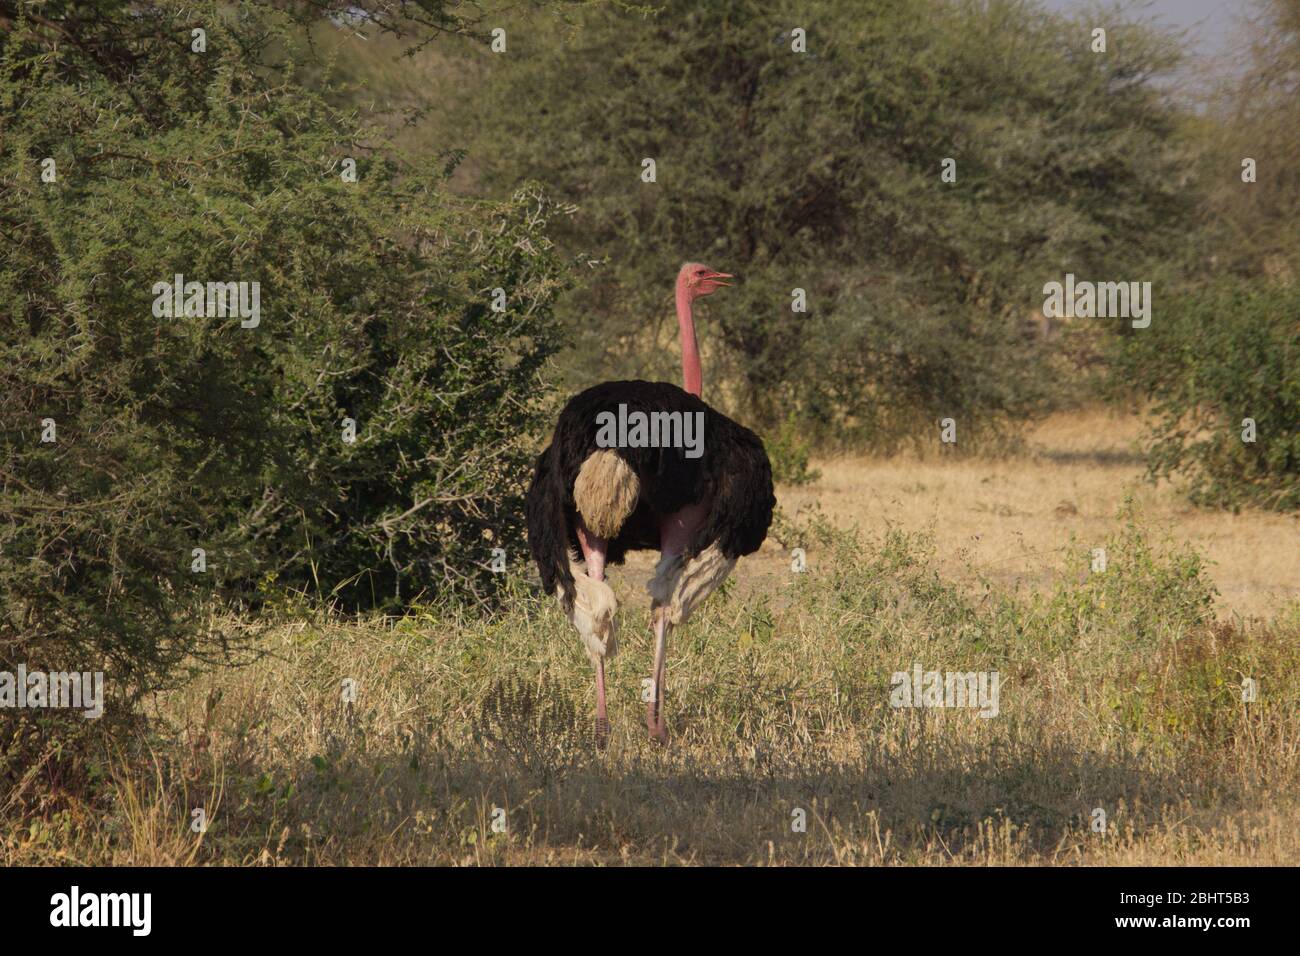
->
<box><xmin>5</xmin><ymin>491</ymin><xmax>1295</xmax><ymax>866</ymax></box>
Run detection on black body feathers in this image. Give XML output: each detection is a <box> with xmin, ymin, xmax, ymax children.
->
<box><xmin>525</xmin><ymin>380</ymin><xmax>775</xmax><ymax>610</ymax></box>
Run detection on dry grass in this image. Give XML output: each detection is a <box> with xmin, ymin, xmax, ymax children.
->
<box><xmin>4</xmin><ymin>408</ymin><xmax>1297</xmax><ymax>866</ymax></box>
<box><xmin>780</xmin><ymin>408</ymin><xmax>1300</xmax><ymax>617</ymax></box>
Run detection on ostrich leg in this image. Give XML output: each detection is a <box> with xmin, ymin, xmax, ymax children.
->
<box><xmin>595</xmin><ymin>658</ymin><xmax>608</xmax><ymax>749</ymax></box>
<box><xmin>647</xmin><ymin>503</ymin><xmax>709</xmax><ymax>744</ymax></box>
<box><xmin>576</xmin><ymin>520</ymin><xmax>610</xmax><ymax>749</ymax></box>
<box><xmin>647</xmin><ymin>608</ymin><xmax>670</xmax><ymax>744</ymax></box>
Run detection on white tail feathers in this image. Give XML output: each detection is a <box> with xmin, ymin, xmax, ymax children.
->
<box><xmin>562</xmin><ymin>562</ymin><xmax>619</xmax><ymax>664</ymax></box>
<box><xmin>573</xmin><ymin>450</ymin><xmax>640</xmax><ymax>538</ymax></box>
<box><xmin>647</xmin><ymin>543</ymin><xmax>736</xmax><ymax>627</ymax></box>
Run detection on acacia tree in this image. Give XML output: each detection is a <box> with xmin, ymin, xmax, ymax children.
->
<box><xmin>450</xmin><ymin>0</ymin><xmax>1194</xmax><ymax>445</ymax></box>
<box><xmin>0</xmin><ymin>0</ymin><xmax>570</xmax><ymax>703</ymax></box>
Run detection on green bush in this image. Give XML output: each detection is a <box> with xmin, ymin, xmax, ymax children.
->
<box><xmin>765</xmin><ymin>415</ymin><xmax>821</xmax><ymax>486</ymax></box>
<box><xmin>0</xmin><ymin>1</ymin><xmax>569</xmax><ymax>697</ymax></box>
<box><xmin>1043</xmin><ymin>500</ymin><xmax>1218</xmax><ymax>656</ymax></box>
<box><xmin>1118</xmin><ymin>277</ymin><xmax>1299</xmax><ymax>511</ymax></box>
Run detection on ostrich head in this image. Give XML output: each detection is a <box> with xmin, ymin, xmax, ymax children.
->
<box><xmin>674</xmin><ymin>262</ymin><xmax>732</xmax><ymax>398</ymax></box>
<box><xmin>677</xmin><ymin>262</ymin><xmax>733</xmax><ymax>299</ymax></box>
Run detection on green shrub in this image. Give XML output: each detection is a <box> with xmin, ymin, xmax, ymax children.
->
<box><xmin>765</xmin><ymin>415</ymin><xmax>821</xmax><ymax>486</ymax></box>
<box><xmin>0</xmin><ymin>1</ymin><xmax>569</xmax><ymax>699</ymax></box>
<box><xmin>1043</xmin><ymin>500</ymin><xmax>1218</xmax><ymax>656</ymax></box>
<box><xmin>1119</xmin><ymin>277</ymin><xmax>1299</xmax><ymax>511</ymax></box>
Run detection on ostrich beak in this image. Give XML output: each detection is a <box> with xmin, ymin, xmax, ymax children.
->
<box><xmin>703</xmin><ymin>271</ymin><xmax>733</xmax><ymax>286</ymax></box>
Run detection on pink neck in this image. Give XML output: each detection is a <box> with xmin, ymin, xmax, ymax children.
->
<box><xmin>675</xmin><ymin>282</ymin><xmax>702</xmax><ymax>397</ymax></box>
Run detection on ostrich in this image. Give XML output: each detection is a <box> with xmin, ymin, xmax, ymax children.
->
<box><xmin>525</xmin><ymin>263</ymin><xmax>775</xmax><ymax>747</ymax></box>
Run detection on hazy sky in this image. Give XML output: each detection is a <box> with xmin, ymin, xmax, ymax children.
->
<box><xmin>1037</xmin><ymin>0</ymin><xmax>1242</xmax><ymax>58</ymax></box>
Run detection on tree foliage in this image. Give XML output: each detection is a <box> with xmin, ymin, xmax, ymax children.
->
<box><xmin>1119</xmin><ymin>278</ymin><xmax>1299</xmax><ymax>511</ymax></box>
<box><xmin>0</xmin><ymin>0</ymin><xmax>569</xmax><ymax>694</ymax></box>
<box><xmin>449</xmin><ymin>0</ymin><xmax>1194</xmax><ymax>444</ymax></box>
<box><xmin>1111</xmin><ymin>0</ymin><xmax>1300</xmax><ymax>512</ymax></box>
<box><xmin>1202</xmin><ymin>0</ymin><xmax>1300</xmax><ymax>280</ymax></box>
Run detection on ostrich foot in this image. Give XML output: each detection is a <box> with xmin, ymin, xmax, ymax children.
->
<box><xmin>645</xmin><ymin>700</ymin><xmax>669</xmax><ymax>745</ymax></box>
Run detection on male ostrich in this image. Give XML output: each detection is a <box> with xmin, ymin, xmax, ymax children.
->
<box><xmin>525</xmin><ymin>263</ymin><xmax>775</xmax><ymax>747</ymax></box>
